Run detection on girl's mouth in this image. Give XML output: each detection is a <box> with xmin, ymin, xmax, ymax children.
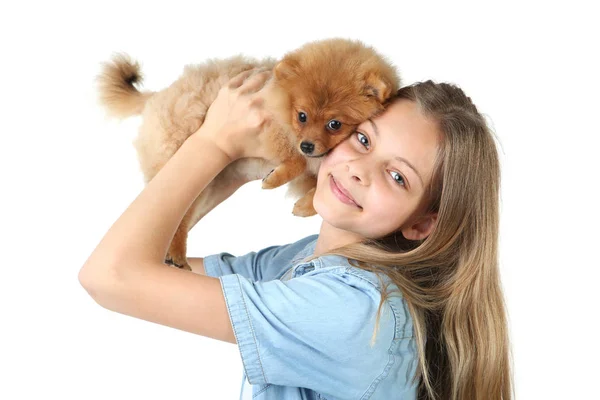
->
<box><xmin>330</xmin><ymin>175</ymin><xmax>361</xmax><ymax>209</ymax></box>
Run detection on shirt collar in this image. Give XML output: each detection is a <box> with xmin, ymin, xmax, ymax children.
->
<box><xmin>288</xmin><ymin>235</ymin><xmax>394</xmax><ymax>289</ymax></box>
<box><xmin>290</xmin><ymin>235</ymin><xmax>318</xmax><ymax>267</ymax></box>
<box><xmin>289</xmin><ymin>235</ymin><xmax>355</xmax><ymax>277</ymax></box>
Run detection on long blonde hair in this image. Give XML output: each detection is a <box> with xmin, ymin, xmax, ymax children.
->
<box><xmin>308</xmin><ymin>80</ymin><xmax>513</xmax><ymax>399</ymax></box>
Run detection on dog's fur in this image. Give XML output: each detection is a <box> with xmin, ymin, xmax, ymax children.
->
<box><xmin>97</xmin><ymin>38</ymin><xmax>400</xmax><ymax>270</ymax></box>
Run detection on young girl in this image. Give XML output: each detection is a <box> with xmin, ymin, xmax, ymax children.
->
<box><xmin>79</xmin><ymin>68</ymin><xmax>512</xmax><ymax>399</ymax></box>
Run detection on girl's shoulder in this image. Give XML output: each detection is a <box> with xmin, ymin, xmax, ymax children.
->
<box><xmin>277</xmin><ymin>235</ymin><xmax>414</xmax><ymax>338</ymax></box>
<box><xmin>292</xmin><ymin>252</ymin><xmax>415</xmax><ymax>339</ymax></box>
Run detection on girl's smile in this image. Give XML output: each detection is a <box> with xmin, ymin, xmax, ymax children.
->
<box><xmin>329</xmin><ymin>174</ymin><xmax>362</xmax><ymax>209</ymax></box>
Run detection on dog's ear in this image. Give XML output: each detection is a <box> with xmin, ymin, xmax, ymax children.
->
<box><xmin>274</xmin><ymin>57</ymin><xmax>301</xmax><ymax>81</ymax></box>
<box><xmin>364</xmin><ymin>73</ymin><xmax>394</xmax><ymax>103</ymax></box>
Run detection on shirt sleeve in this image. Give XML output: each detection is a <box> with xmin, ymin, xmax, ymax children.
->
<box><xmin>202</xmin><ymin>245</ymin><xmax>281</xmax><ymax>281</ymax></box>
<box><xmin>202</xmin><ymin>234</ymin><xmax>318</xmax><ymax>281</ymax></box>
<box><xmin>218</xmin><ymin>269</ymin><xmax>399</xmax><ymax>398</ymax></box>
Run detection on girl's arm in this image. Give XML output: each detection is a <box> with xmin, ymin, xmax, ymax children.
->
<box><xmin>78</xmin><ymin>136</ymin><xmax>237</xmax><ymax>343</ymax></box>
<box><xmin>78</xmin><ymin>69</ymin><xmax>272</xmax><ymax>344</ymax></box>
<box><xmin>187</xmin><ymin>257</ymin><xmax>206</xmax><ymax>275</ymax></box>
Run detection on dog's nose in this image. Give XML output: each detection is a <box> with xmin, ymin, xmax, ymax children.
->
<box><xmin>300</xmin><ymin>141</ymin><xmax>315</xmax><ymax>154</ymax></box>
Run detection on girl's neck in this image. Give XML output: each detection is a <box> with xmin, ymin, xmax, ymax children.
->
<box><xmin>313</xmin><ymin>220</ymin><xmax>364</xmax><ymax>257</ymax></box>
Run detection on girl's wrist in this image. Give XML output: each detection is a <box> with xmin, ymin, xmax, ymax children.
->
<box><xmin>189</xmin><ymin>128</ymin><xmax>239</xmax><ymax>163</ymax></box>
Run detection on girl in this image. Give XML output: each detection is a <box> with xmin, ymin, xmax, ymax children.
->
<box><xmin>79</xmin><ymin>68</ymin><xmax>512</xmax><ymax>399</ymax></box>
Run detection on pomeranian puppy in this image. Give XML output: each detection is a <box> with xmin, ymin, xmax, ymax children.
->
<box><xmin>97</xmin><ymin>38</ymin><xmax>400</xmax><ymax>270</ymax></box>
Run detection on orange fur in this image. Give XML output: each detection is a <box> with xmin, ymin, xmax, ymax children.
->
<box><xmin>96</xmin><ymin>38</ymin><xmax>400</xmax><ymax>270</ymax></box>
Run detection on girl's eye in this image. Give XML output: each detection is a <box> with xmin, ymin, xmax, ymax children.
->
<box><xmin>356</xmin><ymin>132</ymin><xmax>369</xmax><ymax>148</ymax></box>
<box><xmin>390</xmin><ymin>171</ymin><xmax>406</xmax><ymax>186</ymax></box>
<box><xmin>357</xmin><ymin>131</ymin><xmax>406</xmax><ymax>187</ymax></box>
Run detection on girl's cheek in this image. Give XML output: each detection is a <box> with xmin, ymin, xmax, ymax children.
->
<box><xmin>330</xmin><ymin>143</ymin><xmax>354</xmax><ymax>161</ymax></box>
<box><xmin>322</xmin><ymin>149</ymin><xmax>342</xmax><ymax>166</ymax></box>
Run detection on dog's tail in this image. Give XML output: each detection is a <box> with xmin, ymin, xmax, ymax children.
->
<box><xmin>96</xmin><ymin>53</ymin><xmax>154</xmax><ymax>119</ymax></box>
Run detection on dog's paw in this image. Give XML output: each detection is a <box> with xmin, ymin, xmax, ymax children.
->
<box><xmin>262</xmin><ymin>180</ymin><xmax>277</xmax><ymax>190</ymax></box>
<box><xmin>165</xmin><ymin>256</ymin><xmax>192</xmax><ymax>271</ymax></box>
<box><xmin>292</xmin><ymin>199</ymin><xmax>317</xmax><ymax>217</ymax></box>
<box><xmin>262</xmin><ymin>169</ymin><xmax>280</xmax><ymax>189</ymax></box>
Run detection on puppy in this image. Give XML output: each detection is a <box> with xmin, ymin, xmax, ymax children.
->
<box><xmin>97</xmin><ymin>38</ymin><xmax>400</xmax><ymax>270</ymax></box>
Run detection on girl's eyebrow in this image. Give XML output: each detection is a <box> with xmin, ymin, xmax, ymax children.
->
<box><xmin>367</xmin><ymin>119</ymin><xmax>424</xmax><ymax>187</ymax></box>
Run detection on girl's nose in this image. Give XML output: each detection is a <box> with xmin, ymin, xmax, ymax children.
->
<box><xmin>346</xmin><ymin>163</ymin><xmax>370</xmax><ymax>185</ymax></box>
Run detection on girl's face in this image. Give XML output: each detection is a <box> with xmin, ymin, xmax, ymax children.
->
<box><xmin>313</xmin><ymin>99</ymin><xmax>440</xmax><ymax>242</ymax></box>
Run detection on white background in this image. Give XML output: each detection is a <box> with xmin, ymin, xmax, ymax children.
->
<box><xmin>1</xmin><ymin>0</ymin><xmax>598</xmax><ymax>398</ymax></box>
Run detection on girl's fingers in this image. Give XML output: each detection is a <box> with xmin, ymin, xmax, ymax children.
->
<box><xmin>238</xmin><ymin>70</ymin><xmax>272</xmax><ymax>95</ymax></box>
<box><xmin>227</xmin><ymin>69</ymin><xmax>255</xmax><ymax>89</ymax></box>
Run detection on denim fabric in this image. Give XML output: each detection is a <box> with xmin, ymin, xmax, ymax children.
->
<box><xmin>203</xmin><ymin>234</ymin><xmax>418</xmax><ymax>399</ymax></box>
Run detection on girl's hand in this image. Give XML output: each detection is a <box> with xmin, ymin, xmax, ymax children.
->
<box><xmin>194</xmin><ymin>68</ymin><xmax>273</xmax><ymax>161</ymax></box>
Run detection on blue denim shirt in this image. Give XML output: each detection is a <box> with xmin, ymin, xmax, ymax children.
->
<box><xmin>203</xmin><ymin>234</ymin><xmax>418</xmax><ymax>399</ymax></box>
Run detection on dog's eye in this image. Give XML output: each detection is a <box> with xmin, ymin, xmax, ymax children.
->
<box><xmin>327</xmin><ymin>120</ymin><xmax>342</xmax><ymax>131</ymax></box>
<box><xmin>298</xmin><ymin>112</ymin><xmax>307</xmax><ymax>123</ymax></box>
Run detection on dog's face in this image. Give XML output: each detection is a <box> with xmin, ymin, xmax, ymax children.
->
<box><xmin>273</xmin><ymin>39</ymin><xmax>400</xmax><ymax>157</ymax></box>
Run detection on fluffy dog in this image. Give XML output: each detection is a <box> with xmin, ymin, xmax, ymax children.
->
<box><xmin>97</xmin><ymin>38</ymin><xmax>399</xmax><ymax>270</ymax></box>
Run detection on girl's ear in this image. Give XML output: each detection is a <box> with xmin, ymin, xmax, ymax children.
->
<box><xmin>401</xmin><ymin>213</ymin><xmax>438</xmax><ymax>241</ymax></box>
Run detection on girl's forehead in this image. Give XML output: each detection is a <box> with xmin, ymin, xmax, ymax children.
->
<box><xmin>379</xmin><ymin>100</ymin><xmax>424</xmax><ymax>128</ymax></box>
<box><xmin>366</xmin><ymin>100</ymin><xmax>438</xmax><ymax>144</ymax></box>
